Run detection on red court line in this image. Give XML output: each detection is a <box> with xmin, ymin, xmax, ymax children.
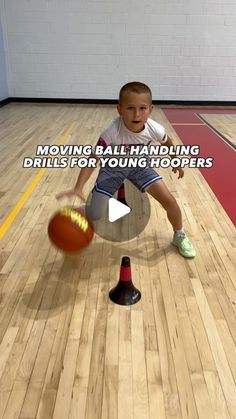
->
<box><xmin>164</xmin><ymin>108</ymin><xmax>236</xmax><ymax>124</ymax></box>
<box><xmin>162</xmin><ymin>108</ymin><xmax>236</xmax><ymax>226</ymax></box>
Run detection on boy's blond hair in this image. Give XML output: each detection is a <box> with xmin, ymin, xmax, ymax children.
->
<box><xmin>119</xmin><ymin>81</ymin><xmax>152</xmax><ymax>104</ymax></box>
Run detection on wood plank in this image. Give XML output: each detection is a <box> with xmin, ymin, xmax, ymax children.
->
<box><xmin>0</xmin><ymin>103</ymin><xmax>235</xmax><ymax>419</ymax></box>
<box><xmin>191</xmin><ymin>277</ymin><xmax>236</xmax><ymax>418</ymax></box>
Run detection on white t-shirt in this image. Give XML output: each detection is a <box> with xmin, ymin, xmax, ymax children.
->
<box><xmin>97</xmin><ymin>116</ymin><xmax>167</xmax><ymax>149</ymax></box>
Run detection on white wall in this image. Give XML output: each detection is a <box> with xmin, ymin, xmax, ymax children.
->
<box><xmin>1</xmin><ymin>0</ymin><xmax>236</xmax><ymax>101</ymax></box>
<box><xmin>0</xmin><ymin>14</ymin><xmax>8</xmax><ymax>100</ymax></box>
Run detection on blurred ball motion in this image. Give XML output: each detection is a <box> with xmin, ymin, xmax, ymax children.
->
<box><xmin>48</xmin><ymin>207</ymin><xmax>94</xmax><ymax>252</ymax></box>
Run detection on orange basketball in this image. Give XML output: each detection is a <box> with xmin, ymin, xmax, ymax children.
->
<box><xmin>48</xmin><ymin>207</ymin><xmax>94</xmax><ymax>253</ymax></box>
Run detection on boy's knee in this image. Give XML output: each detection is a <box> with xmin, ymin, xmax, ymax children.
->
<box><xmin>85</xmin><ymin>190</ymin><xmax>109</xmax><ymax>221</ymax></box>
<box><xmin>85</xmin><ymin>205</ymin><xmax>105</xmax><ymax>221</ymax></box>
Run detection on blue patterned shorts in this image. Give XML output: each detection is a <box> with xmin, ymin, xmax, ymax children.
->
<box><xmin>94</xmin><ymin>165</ymin><xmax>162</xmax><ymax>197</ymax></box>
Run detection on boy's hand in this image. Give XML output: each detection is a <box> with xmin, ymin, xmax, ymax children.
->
<box><xmin>56</xmin><ymin>188</ymin><xmax>86</xmax><ymax>202</ymax></box>
<box><xmin>172</xmin><ymin>167</ymin><xmax>184</xmax><ymax>179</ymax></box>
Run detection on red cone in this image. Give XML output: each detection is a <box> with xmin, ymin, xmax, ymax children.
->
<box><xmin>117</xmin><ymin>183</ymin><xmax>129</xmax><ymax>206</ymax></box>
<box><xmin>109</xmin><ymin>256</ymin><xmax>141</xmax><ymax>305</ymax></box>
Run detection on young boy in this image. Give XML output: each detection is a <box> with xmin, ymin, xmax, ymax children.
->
<box><xmin>57</xmin><ymin>82</ymin><xmax>196</xmax><ymax>258</ymax></box>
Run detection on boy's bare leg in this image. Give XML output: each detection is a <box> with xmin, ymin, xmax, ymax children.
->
<box><xmin>146</xmin><ymin>179</ymin><xmax>196</xmax><ymax>258</ymax></box>
<box><xmin>85</xmin><ymin>190</ymin><xmax>109</xmax><ymax>221</ymax></box>
<box><xmin>146</xmin><ymin>179</ymin><xmax>182</xmax><ymax>231</ymax></box>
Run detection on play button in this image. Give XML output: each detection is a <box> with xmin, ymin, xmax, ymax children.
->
<box><xmin>108</xmin><ymin>198</ymin><xmax>131</xmax><ymax>222</ymax></box>
<box><xmin>87</xmin><ymin>180</ymin><xmax>151</xmax><ymax>242</ymax></box>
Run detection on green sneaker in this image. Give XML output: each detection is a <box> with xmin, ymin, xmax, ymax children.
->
<box><xmin>172</xmin><ymin>233</ymin><xmax>196</xmax><ymax>258</ymax></box>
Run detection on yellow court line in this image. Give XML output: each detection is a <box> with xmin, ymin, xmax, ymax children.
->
<box><xmin>0</xmin><ymin>122</ymin><xmax>76</xmax><ymax>239</ymax></box>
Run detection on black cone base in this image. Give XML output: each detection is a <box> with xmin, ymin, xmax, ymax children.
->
<box><xmin>109</xmin><ymin>280</ymin><xmax>141</xmax><ymax>306</ymax></box>
<box><xmin>117</xmin><ymin>197</ymin><xmax>129</xmax><ymax>206</ymax></box>
<box><xmin>117</xmin><ymin>197</ymin><xmax>132</xmax><ymax>212</ymax></box>
<box><xmin>117</xmin><ymin>183</ymin><xmax>131</xmax><ymax>209</ymax></box>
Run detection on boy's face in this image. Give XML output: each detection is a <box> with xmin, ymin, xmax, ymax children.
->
<box><xmin>117</xmin><ymin>92</ymin><xmax>153</xmax><ymax>133</ymax></box>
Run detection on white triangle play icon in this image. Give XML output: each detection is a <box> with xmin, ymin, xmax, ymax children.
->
<box><xmin>108</xmin><ymin>198</ymin><xmax>131</xmax><ymax>222</ymax></box>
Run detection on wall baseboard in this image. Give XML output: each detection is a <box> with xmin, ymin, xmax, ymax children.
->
<box><xmin>1</xmin><ymin>97</ymin><xmax>236</xmax><ymax>107</ymax></box>
<box><xmin>0</xmin><ymin>98</ymin><xmax>11</xmax><ymax>107</ymax></box>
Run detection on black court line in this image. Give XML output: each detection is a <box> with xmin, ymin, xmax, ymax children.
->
<box><xmin>197</xmin><ymin>113</ymin><xmax>236</xmax><ymax>151</ymax></box>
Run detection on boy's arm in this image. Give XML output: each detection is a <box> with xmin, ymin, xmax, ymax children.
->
<box><xmin>56</xmin><ymin>154</ymin><xmax>99</xmax><ymax>201</ymax></box>
<box><xmin>164</xmin><ymin>136</ymin><xmax>184</xmax><ymax>179</ymax></box>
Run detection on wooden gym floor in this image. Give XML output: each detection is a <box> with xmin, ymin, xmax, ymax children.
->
<box><xmin>0</xmin><ymin>103</ymin><xmax>235</xmax><ymax>419</ymax></box>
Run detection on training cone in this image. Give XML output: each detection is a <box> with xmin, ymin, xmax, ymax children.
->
<box><xmin>117</xmin><ymin>183</ymin><xmax>129</xmax><ymax>207</ymax></box>
<box><xmin>109</xmin><ymin>256</ymin><xmax>141</xmax><ymax>306</ymax></box>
